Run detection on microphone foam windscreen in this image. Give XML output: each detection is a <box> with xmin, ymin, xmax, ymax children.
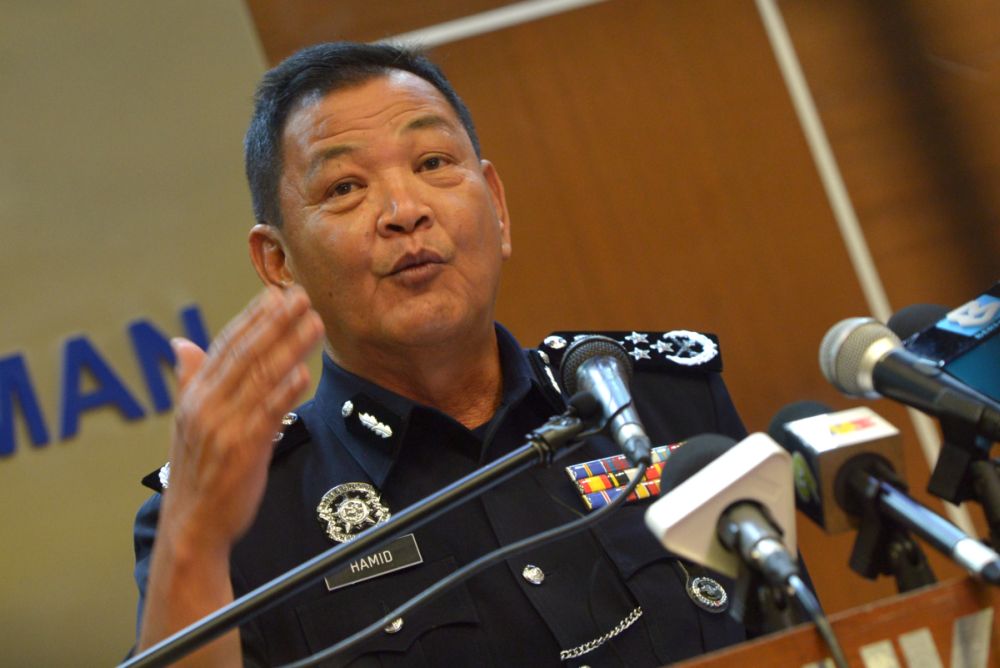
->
<box><xmin>887</xmin><ymin>304</ymin><xmax>948</xmax><ymax>341</ymax></box>
<box><xmin>766</xmin><ymin>400</ymin><xmax>831</xmax><ymax>445</ymax></box>
<box><xmin>658</xmin><ymin>434</ymin><xmax>736</xmax><ymax>494</ymax></box>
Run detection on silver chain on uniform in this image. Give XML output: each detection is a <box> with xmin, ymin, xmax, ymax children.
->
<box><xmin>558</xmin><ymin>606</ymin><xmax>643</xmax><ymax>661</ymax></box>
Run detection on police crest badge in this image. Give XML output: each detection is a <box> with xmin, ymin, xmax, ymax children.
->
<box><xmin>317</xmin><ymin>482</ymin><xmax>391</xmax><ymax>543</ymax></box>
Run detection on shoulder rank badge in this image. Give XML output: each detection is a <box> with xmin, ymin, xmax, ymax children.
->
<box><xmin>539</xmin><ymin>330</ymin><xmax>722</xmax><ymax>373</ymax></box>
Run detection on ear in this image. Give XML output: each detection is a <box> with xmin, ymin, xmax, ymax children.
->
<box><xmin>481</xmin><ymin>159</ymin><xmax>512</xmax><ymax>259</ymax></box>
<box><xmin>248</xmin><ymin>223</ymin><xmax>295</xmax><ymax>287</ymax></box>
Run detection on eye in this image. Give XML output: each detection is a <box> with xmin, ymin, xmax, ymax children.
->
<box><xmin>418</xmin><ymin>155</ymin><xmax>447</xmax><ymax>171</ymax></box>
<box><xmin>329</xmin><ymin>180</ymin><xmax>361</xmax><ymax>198</ymax></box>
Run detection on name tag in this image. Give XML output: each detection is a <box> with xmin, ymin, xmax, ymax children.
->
<box><xmin>324</xmin><ymin>533</ymin><xmax>423</xmax><ymax>591</ymax></box>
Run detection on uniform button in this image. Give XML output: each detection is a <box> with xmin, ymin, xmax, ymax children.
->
<box><xmin>383</xmin><ymin>617</ymin><xmax>404</xmax><ymax>634</ymax></box>
<box><xmin>522</xmin><ymin>564</ymin><xmax>545</xmax><ymax>585</ymax></box>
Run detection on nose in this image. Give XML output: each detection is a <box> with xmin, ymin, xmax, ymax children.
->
<box><xmin>376</xmin><ymin>176</ymin><xmax>432</xmax><ymax>236</ymax></box>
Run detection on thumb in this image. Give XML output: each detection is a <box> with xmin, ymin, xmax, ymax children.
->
<box><xmin>170</xmin><ymin>337</ymin><xmax>206</xmax><ymax>389</ymax></box>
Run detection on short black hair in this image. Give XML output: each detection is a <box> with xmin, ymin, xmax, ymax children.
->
<box><xmin>244</xmin><ymin>41</ymin><xmax>481</xmax><ymax>227</ymax></box>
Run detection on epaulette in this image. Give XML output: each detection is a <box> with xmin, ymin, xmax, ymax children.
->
<box><xmin>536</xmin><ymin>330</ymin><xmax>723</xmax><ymax>374</ymax></box>
<box><xmin>140</xmin><ymin>411</ymin><xmax>312</xmax><ymax>493</ymax></box>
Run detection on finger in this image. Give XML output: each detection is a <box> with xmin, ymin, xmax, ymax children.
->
<box><xmin>206</xmin><ymin>286</ymin><xmax>285</xmax><ymax>356</ymax></box>
<box><xmin>245</xmin><ymin>362</ymin><xmax>313</xmax><ymax>444</ymax></box>
<box><xmin>222</xmin><ymin>310</ymin><xmax>324</xmax><ymax>426</ymax></box>
<box><xmin>171</xmin><ymin>338</ymin><xmax>207</xmax><ymax>391</ymax></box>
<box><xmin>200</xmin><ymin>286</ymin><xmax>315</xmax><ymax>396</ymax></box>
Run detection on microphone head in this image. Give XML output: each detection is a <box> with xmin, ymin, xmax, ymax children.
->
<box><xmin>770</xmin><ymin>402</ymin><xmax>903</xmax><ymax>533</ymax></box>
<box><xmin>659</xmin><ymin>434</ymin><xmax>736</xmax><ymax>494</ymax></box>
<box><xmin>819</xmin><ymin>317</ymin><xmax>901</xmax><ymax>398</ymax></box>
<box><xmin>645</xmin><ymin>433</ymin><xmax>796</xmax><ymax>578</ymax></box>
<box><xmin>766</xmin><ymin>400</ymin><xmax>831</xmax><ymax>445</ymax></box>
<box><xmin>887</xmin><ymin>304</ymin><xmax>948</xmax><ymax>342</ymax></box>
<box><xmin>559</xmin><ymin>335</ymin><xmax>633</xmax><ymax>395</ymax></box>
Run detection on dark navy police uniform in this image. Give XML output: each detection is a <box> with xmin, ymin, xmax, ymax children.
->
<box><xmin>133</xmin><ymin>325</ymin><xmax>749</xmax><ymax>666</ymax></box>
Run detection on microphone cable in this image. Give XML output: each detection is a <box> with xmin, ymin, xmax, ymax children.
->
<box><xmin>787</xmin><ymin>574</ymin><xmax>848</xmax><ymax>668</ymax></box>
<box><xmin>279</xmin><ymin>460</ymin><xmax>650</xmax><ymax>668</ymax></box>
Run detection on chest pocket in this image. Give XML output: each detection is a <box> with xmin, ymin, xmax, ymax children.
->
<box><xmin>294</xmin><ymin>556</ymin><xmax>484</xmax><ymax>667</ymax></box>
<box><xmin>592</xmin><ymin>503</ymin><xmax>747</xmax><ymax>665</ymax></box>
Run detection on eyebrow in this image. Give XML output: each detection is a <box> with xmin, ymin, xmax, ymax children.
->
<box><xmin>307</xmin><ymin>144</ymin><xmax>356</xmax><ymax>180</ymax></box>
<box><xmin>305</xmin><ymin>114</ymin><xmax>459</xmax><ymax>179</ymax></box>
<box><xmin>402</xmin><ymin>114</ymin><xmax>455</xmax><ymax>134</ymax></box>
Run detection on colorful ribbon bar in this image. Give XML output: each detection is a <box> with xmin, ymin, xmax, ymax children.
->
<box><xmin>581</xmin><ymin>480</ymin><xmax>663</xmax><ymax>511</ymax></box>
<box><xmin>565</xmin><ymin>443</ymin><xmax>680</xmax><ymax>482</ymax></box>
<box><xmin>566</xmin><ymin>442</ymin><xmax>682</xmax><ymax>511</ymax></box>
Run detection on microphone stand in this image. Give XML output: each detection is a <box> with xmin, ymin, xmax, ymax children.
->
<box><xmin>843</xmin><ymin>465</ymin><xmax>937</xmax><ymax>593</ymax></box>
<box><xmin>728</xmin><ymin>564</ymin><xmax>808</xmax><ymax>635</ymax></box>
<box><xmin>122</xmin><ymin>411</ymin><xmax>591</xmax><ymax>668</ymax></box>
<box><xmin>928</xmin><ymin>418</ymin><xmax>1000</xmax><ymax>550</ymax></box>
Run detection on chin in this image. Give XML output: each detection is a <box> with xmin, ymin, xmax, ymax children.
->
<box><xmin>381</xmin><ymin>304</ymin><xmax>490</xmax><ymax>349</ymax></box>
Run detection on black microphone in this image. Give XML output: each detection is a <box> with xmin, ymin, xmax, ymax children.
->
<box><xmin>646</xmin><ymin>433</ymin><xmax>800</xmax><ymax>588</ymax></box>
<box><xmin>769</xmin><ymin>401</ymin><xmax>1000</xmax><ymax>584</ymax></box>
<box><xmin>560</xmin><ymin>336</ymin><xmax>652</xmax><ymax>466</ymax></box>
<box><xmin>819</xmin><ymin>317</ymin><xmax>1000</xmax><ymax>442</ymax></box>
<box><xmin>886</xmin><ymin>304</ymin><xmax>948</xmax><ymax>341</ymax></box>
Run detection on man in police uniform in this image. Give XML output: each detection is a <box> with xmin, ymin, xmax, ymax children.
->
<box><xmin>133</xmin><ymin>42</ymin><xmax>750</xmax><ymax>666</ymax></box>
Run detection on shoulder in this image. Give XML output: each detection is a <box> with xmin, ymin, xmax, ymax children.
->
<box><xmin>138</xmin><ymin>406</ymin><xmax>315</xmax><ymax>494</ymax></box>
<box><xmin>535</xmin><ymin>329</ymin><xmax>723</xmax><ymax>375</ymax></box>
<box><xmin>534</xmin><ymin>328</ymin><xmax>743</xmax><ymax>442</ymax></box>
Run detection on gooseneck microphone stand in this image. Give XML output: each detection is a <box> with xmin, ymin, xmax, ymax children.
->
<box><xmin>122</xmin><ymin>408</ymin><xmax>594</xmax><ymax>668</ymax></box>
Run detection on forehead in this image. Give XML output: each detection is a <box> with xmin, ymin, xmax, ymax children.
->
<box><xmin>282</xmin><ymin>70</ymin><xmax>464</xmax><ymax>151</ymax></box>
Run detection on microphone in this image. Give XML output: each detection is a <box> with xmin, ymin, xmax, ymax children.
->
<box><xmin>819</xmin><ymin>317</ymin><xmax>1000</xmax><ymax>442</ymax></box>
<box><xmin>560</xmin><ymin>336</ymin><xmax>652</xmax><ymax>466</ymax></box>
<box><xmin>887</xmin><ymin>304</ymin><xmax>948</xmax><ymax>341</ymax></box>
<box><xmin>645</xmin><ymin>433</ymin><xmax>798</xmax><ymax>586</ymax></box>
<box><xmin>768</xmin><ymin>401</ymin><xmax>903</xmax><ymax>534</ymax></box>
<box><xmin>769</xmin><ymin>401</ymin><xmax>1000</xmax><ymax>584</ymax></box>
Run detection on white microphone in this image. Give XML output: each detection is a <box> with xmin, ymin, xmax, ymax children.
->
<box><xmin>644</xmin><ymin>432</ymin><xmax>798</xmax><ymax>586</ymax></box>
<box><xmin>559</xmin><ymin>336</ymin><xmax>652</xmax><ymax>465</ymax></box>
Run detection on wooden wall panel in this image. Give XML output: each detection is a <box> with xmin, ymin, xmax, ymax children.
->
<box><xmin>782</xmin><ymin>0</ymin><xmax>1000</xmax><ymax>308</ymax></box>
<box><xmin>243</xmin><ymin>0</ymin><xmax>995</xmax><ymax>617</ymax></box>
<box><xmin>244</xmin><ymin>0</ymin><xmax>513</xmax><ymax>63</ymax></box>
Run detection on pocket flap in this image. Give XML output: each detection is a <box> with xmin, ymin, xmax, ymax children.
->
<box><xmin>295</xmin><ymin>556</ymin><xmax>480</xmax><ymax>663</ymax></box>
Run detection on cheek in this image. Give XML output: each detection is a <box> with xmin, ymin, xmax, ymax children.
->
<box><xmin>291</xmin><ymin>229</ymin><xmax>365</xmax><ymax>295</ymax></box>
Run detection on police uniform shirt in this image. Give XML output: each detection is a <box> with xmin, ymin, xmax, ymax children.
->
<box><xmin>133</xmin><ymin>324</ymin><xmax>749</xmax><ymax>667</ymax></box>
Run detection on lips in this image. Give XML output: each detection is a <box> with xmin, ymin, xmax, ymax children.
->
<box><xmin>388</xmin><ymin>249</ymin><xmax>445</xmax><ymax>275</ymax></box>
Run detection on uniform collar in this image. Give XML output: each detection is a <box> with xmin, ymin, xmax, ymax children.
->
<box><xmin>314</xmin><ymin>323</ymin><xmax>564</xmax><ymax>488</ymax></box>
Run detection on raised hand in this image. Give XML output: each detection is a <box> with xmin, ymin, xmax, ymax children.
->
<box><xmin>138</xmin><ymin>285</ymin><xmax>325</xmax><ymax>664</ymax></box>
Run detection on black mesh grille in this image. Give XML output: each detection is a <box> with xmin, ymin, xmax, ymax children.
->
<box><xmin>559</xmin><ymin>336</ymin><xmax>633</xmax><ymax>395</ymax></box>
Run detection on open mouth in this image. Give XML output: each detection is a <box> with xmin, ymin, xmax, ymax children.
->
<box><xmin>389</xmin><ymin>249</ymin><xmax>445</xmax><ymax>276</ymax></box>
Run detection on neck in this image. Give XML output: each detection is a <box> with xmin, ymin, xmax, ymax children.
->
<box><xmin>330</xmin><ymin>326</ymin><xmax>504</xmax><ymax>429</ymax></box>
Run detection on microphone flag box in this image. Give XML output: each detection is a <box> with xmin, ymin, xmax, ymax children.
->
<box><xmin>643</xmin><ymin>433</ymin><xmax>795</xmax><ymax>579</ymax></box>
<box><xmin>782</xmin><ymin>407</ymin><xmax>902</xmax><ymax>533</ymax></box>
<box><xmin>904</xmin><ymin>282</ymin><xmax>1000</xmax><ymax>406</ymax></box>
